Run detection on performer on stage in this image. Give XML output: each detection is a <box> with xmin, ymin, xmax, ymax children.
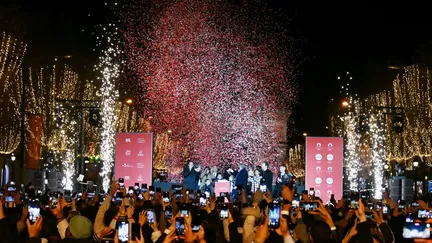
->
<box><xmin>261</xmin><ymin>162</ymin><xmax>273</xmax><ymax>193</ymax></box>
<box><xmin>274</xmin><ymin>165</ymin><xmax>290</xmax><ymax>197</ymax></box>
<box><xmin>183</xmin><ymin>161</ymin><xmax>200</xmax><ymax>190</ymax></box>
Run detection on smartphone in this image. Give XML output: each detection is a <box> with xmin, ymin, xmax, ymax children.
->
<box><xmin>141</xmin><ymin>184</ymin><xmax>147</xmax><ymax>193</ymax></box>
<box><xmin>87</xmin><ymin>193</ymin><xmax>95</xmax><ymax>198</ymax></box>
<box><xmin>160</xmin><ymin>192</ymin><xmax>168</xmax><ymax>203</ymax></box>
<box><xmin>180</xmin><ymin>205</ymin><xmax>188</xmax><ymax>217</ymax></box>
<box><xmin>375</xmin><ymin>202</ymin><xmax>382</xmax><ymax>212</ymax></box>
<box><xmin>64</xmin><ymin>190</ymin><xmax>72</xmax><ymax>203</ymax></box>
<box><xmin>402</xmin><ymin>222</ymin><xmax>431</xmax><ymax>239</ymax></box>
<box><xmin>128</xmin><ymin>186</ymin><xmax>134</xmax><ymax>196</ymax></box>
<box><xmin>175</xmin><ymin>217</ymin><xmax>185</xmax><ymax>236</ymax></box>
<box><xmin>165</xmin><ymin>206</ymin><xmax>172</xmax><ymax>219</ymax></box>
<box><xmin>299</xmin><ymin>202</ymin><xmax>318</xmax><ymax>211</ymax></box>
<box><xmin>268</xmin><ymin>203</ymin><xmax>281</xmax><ymax>228</ymax></box>
<box><xmin>149</xmin><ymin>186</ymin><xmax>155</xmax><ymax>195</ymax></box>
<box><xmin>117</xmin><ymin>219</ymin><xmax>129</xmax><ymax>243</ymax></box>
<box><xmin>292</xmin><ymin>194</ymin><xmax>299</xmax><ymax>208</ymax></box>
<box><xmin>220</xmin><ymin>204</ymin><xmax>228</xmax><ymax>219</ymax></box>
<box><xmin>5</xmin><ymin>196</ymin><xmax>15</xmax><ymax>208</ymax></box>
<box><xmin>366</xmin><ymin>212</ymin><xmax>373</xmax><ymax>219</ymax></box>
<box><xmin>131</xmin><ymin>223</ymin><xmax>141</xmax><ymax>240</ymax></box>
<box><xmin>115</xmin><ymin>192</ymin><xmax>123</xmax><ymax>206</ymax></box>
<box><xmin>406</xmin><ymin>213</ymin><xmax>414</xmax><ymax>223</ymax></box>
<box><xmin>200</xmin><ymin>196</ymin><xmax>207</xmax><ymax>206</ymax></box>
<box><xmin>383</xmin><ymin>205</ymin><xmax>388</xmax><ymax>214</ymax></box>
<box><xmin>309</xmin><ymin>188</ymin><xmax>315</xmax><ymax>197</ymax></box>
<box><xmin>260</xmin><ymin>179</ymin><xmax>267</xmax><ymax>193</ymax></box>
<box><xmin>398</xmin><ymin>204</ymin><xmax>405</xmax><ymax>213</ymax></box>
<box><xmin>28</xmin><ymin>198</ymin><xmax>40</xmax><ymax>224</ymax></box>
<box><xmin>410</xmin><ymin>201</ymin><xmax>420</xmax><ymax>207</ymax></box>
<box><xmin>220</xmin><ymin>192</ymin><xmax>227</xmax><ymax>197</ymax></box>
<box><xmin>147</xmin><ymin>210</ymin><xmax>155</xmax><ymax>224</ymax></box>
<box><xmin>418</xmin><ymin>209</ymin><xmax>432</xmax><ymax>219</ymax></box>
<box><xmin>156</xmin><ymin>187</ymin><xmax>162</xmax><ymax>193</ymax></box>
<box><xmin>134</xmin><ymin>183</ymin><xmax>140</xmax><ymax>190</ymax></box>
<box><xmin>118</xmin><ymin>178</ymin><xmax>125</xmax><ymax>190</ymax></box>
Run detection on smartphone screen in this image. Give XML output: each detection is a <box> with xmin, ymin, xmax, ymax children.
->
<box><xmin>117</xmin><ymin>220</ymin><xmax>129</xmax><ymax>243</ymax></box>
<box><xmin>220</xmin><ymin>205</ymin><xmax>228</xmax><ymax>219</ymax></box>
<box><xmin>141</xmin><ymin>184</ymin><xmax>147</xmax><ymax>193</ymax></box>
<box><xmin>383</xmin><ymin>205</ymin><xmax>388</xmax><ymax>214</ymax></box>
<box><xmin>28</xmin><ymin>198</ymin><xmax>40</xmax><ymax>224</ymax></box>
<box><xmin>161</xmin><ymin>192</ymin><xmax>169</xmax><ymax>203</ymax></box>
<box><xmin>398</xmin><ymin>204</ymin><xmax>405</xmax><ymax>212</ymax></box>
<box><xmin>402</xmin><ymin>222</ymin><xmax>431</xmax><ymax>239</ymax></box>
<box><xmin>175</xmin><ymin>218</ymin><xmax>185</xmax><ymax>236</ymax></box>
<box><xmin>64</xmin><ymin>190</ymin><xmax>72</xmax><ymax>203</ymax></box>
<box><xmin>165</xmin><ymin>206</ymin><xmax>172</xmax><ymax>219</ymax></box>
<box><xmin>200</xmin><ymin>196</ymin><xmax>206</xmax><ymax>206</ymax></box>
<box><xmin>180</xmin><ymin>208</ymin><xmax>188</xmax><ymax>217</ymax></box>
<box><xmin>147</xmin><ymin>210</ymin><xmax>155</xmax><ymax>224</ymax></box>
<box><xmin>268</xmin><ymin>203</ymin><xmax>281</xmax><ymax>228</ymax></box>
<box><xmin>134</xmin><ymin>183</ymin><xmax>140</xmax><ymax>190</ymax></box>
<box><xmin>418</xmin><ymin>209</ymin><xmax>432</xmax><ymax>219</ymax></box>
<box><xmin>309</xmin><ymin>188</ymin><xmax>315</xmax><ymax>197</ymax></box>
<box><xmin>119</xmin><ymin>178</ymin><xmax>124</xmax><ymax>189</ymax></box>
<box><xmin>149</xmin><ymin>186</ymin><xmax>155</xmax><ymax>195</ymax></box>
<box><xmin>131</xmin><ymin>223</ymin><xmax>141</xmax><ymax>240</ymax></box>
<box><xmin>116</xmin><ymin>192</ymin><xmax>123</xmax><ymax>206</ymax></box>
<box><xmin>299</xmin><ymin>202</ymin><xmax>318</xmax><ymax>211</ymax></box>
<box><xmin>5</xmin><ymin>196</ymin><xmax>14</xmax><ymax>208</ymax></box>
<box><xmin>128</xmin><ymin>186</ymin><xmax>134</xmax><ymax>196</ymax></box>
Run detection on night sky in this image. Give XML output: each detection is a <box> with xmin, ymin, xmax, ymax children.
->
<box><xmin>1</xmin><ymin>1</ymin><xmax>430</xmax><ymax>141</ymax></box>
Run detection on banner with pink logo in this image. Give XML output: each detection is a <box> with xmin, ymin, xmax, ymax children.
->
<box><xmin>115</xmin><ymin>133</ymin><xmax>153</xmax><ymax>186</ymax></box>
<box><xmin>305</xmin><ymin>137</ymin><xmax>343</xmax><ymax>203</ymax></box>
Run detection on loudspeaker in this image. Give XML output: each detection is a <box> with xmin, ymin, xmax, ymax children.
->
<box><xmin>33</xmin><ymin>171</ymin><xmax>46</xmax><ymax>190</ymax></box>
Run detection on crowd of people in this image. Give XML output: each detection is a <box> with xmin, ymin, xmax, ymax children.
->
<box><xmin>0</xmin><ymin>162</ymin><xmax>431</xmax><ymax>243</ymax></box>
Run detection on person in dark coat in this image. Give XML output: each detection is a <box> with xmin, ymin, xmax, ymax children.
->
<box><xmin>274</xmin><ymin>165</ymin><xmax>290</xmax><ymax>197</ymax></box>
<box><xmin>234</xmin><ymin>163</ymin><xmax>248</xmax><ymax>192</ymax></box>
<box><xmin>182</xmin><ymin>161</ymin><xmax>200</xmax><ymax>190</ymax></box>
<box><xmin>261</xmin><ymin>162</ymin><xmax>273</xmax><ymax>193</ymax></box>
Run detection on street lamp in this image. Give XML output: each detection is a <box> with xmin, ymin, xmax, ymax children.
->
<box><xmin>384</xmin><ymin>164</ymin><xmax>389</xmax><ymax>170</ymax></box>
<box><xmin>342</xmin><ymin>101</ymin><xmax>349</xmax><ymax>107</ymax></box>
<box><xmin>126</xmin><ymin>99</ymin><xmax>133</xmax><ymax>104</ymax></box>
<box><xmin>302</xmin><ymin>133</ymin><xmax>307</xmax><ymax>137</ymax></box>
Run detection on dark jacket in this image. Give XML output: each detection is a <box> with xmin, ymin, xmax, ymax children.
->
<box><xmin>262</xmin><ymin>170</ymin><xmax>273</xmax><ymax>192</ymax></box>
<box><xmin>183</xmin><ymin>166</ymin><xmax>200</xmax><ymax>190</ymax></box>
<box><xmin>234</xmin><ymin>168</ymin><xmax>248</xmax><ymax>190</ymax></box>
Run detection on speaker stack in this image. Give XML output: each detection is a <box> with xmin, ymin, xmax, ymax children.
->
<box><xmin>389</xmin><ymin>177</ymin><xmax>414</xmax><ymax>202</ymax></box>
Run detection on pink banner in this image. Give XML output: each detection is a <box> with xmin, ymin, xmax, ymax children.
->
<box><xmin>305</xmin><ymin>137</ymin><xmax>343</xmax><ymax>203</ymax></box>
<box><xmin>115</xmin><ymin>133</ymin><xmax>153</xmax><ymax>187</ymax></box>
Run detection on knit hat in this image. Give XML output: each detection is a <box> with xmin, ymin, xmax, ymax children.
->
<box><xmin>69</xmin><ymin>215</ymin><xmax>93</xmax><ymax>239</ymax></box>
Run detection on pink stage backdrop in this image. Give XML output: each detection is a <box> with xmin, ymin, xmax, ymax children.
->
<box><xmin>305</xmin><ymin>137</ymin><xmax>343</xmax><ymax>203</ymax></box>
<box><xmin>115</xmin><ymin>133</ymin><xmax>153</xmax><ymax>187</ymax></box>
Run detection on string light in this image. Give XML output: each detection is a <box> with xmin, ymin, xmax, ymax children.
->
<box><xmin>370</xmin><ymin>113</ymin><xmax>385</xmax><ymax>199</ymax></box>
<box><xmin>365</xmin><ymin>65</ymin><xmax>432</xmax><ymax>164</ymax></box>
<box><xmin>0</xmin><ymin>32</ymin><xmax>26</xmax><ymax>154</ymax></box>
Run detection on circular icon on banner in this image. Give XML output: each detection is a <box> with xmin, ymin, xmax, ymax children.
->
<box><xmin>327</xmin><ymin>190</ymin><xmax>332</xmax><ymax>195</ymax></box>
<box><xmin>315</xmin><ymin>177</ymin><xmax>322</xmax><ymax>184</ymax></box>
<box><xmin>315</xmin><ymin>190</ymin><xmax>321</xmax><ymax>196</ymax></box>
<box><xmin>328</xmin><ymin>143</ymin><xmax>333</xmax><ymax>150</ymax></box>
<box><xmin>327</xmin><ymin>166</ymin><xmax>333</xmax><ymax>172</ymax></box>
<box><xmin>316</xmin><ymin>166</ymin><xmax>321</xmax><ymax>172</ymax></box>
<box><xmin>326</xmin><ymin>178</ymin><xmax>333</xmax><ymax>185</ymax></box>
<box><xmin>327</xmin><ymin>154</ymin><xmax>334</xmax><ymax>161</ymax></box>
<box><xmin>316</xmin><ymin>143</ymin><xmax>322</xmax><ymax>150</ymax></box>
<box><xmin>315</xmin><ymin>154</ymin><xmax>322</xmax><ymax>161</ymax></box>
